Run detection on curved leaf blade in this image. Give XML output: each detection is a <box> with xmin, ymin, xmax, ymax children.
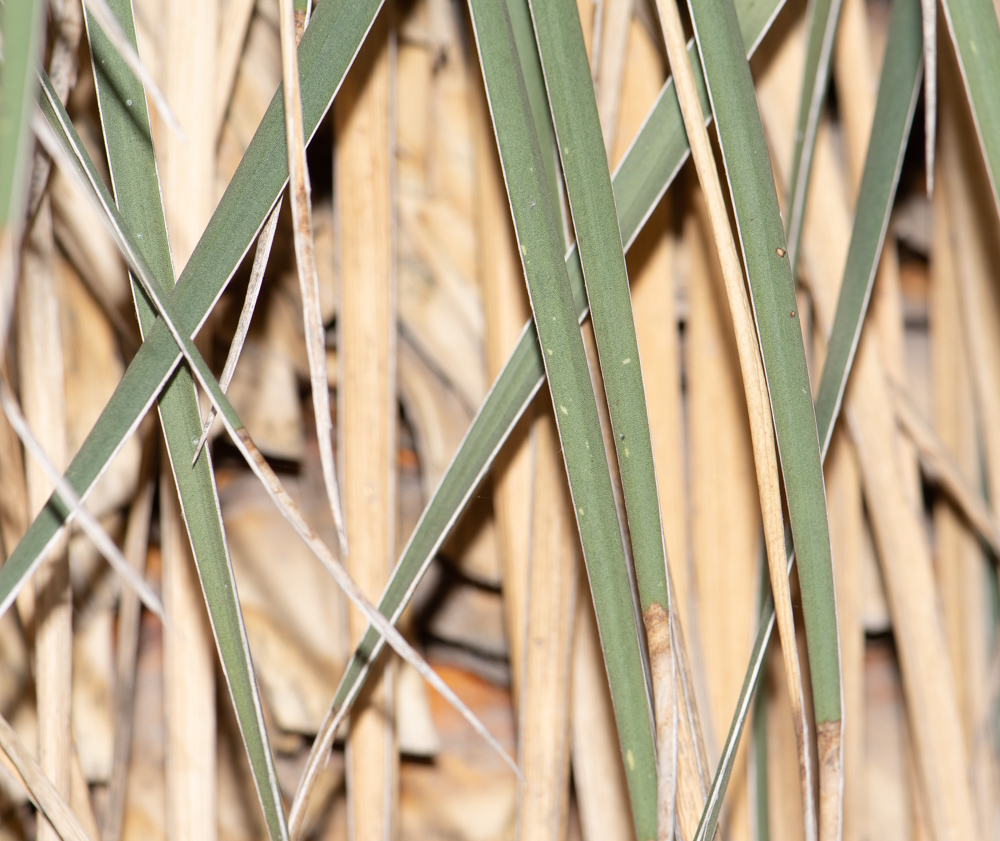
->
<box><xmin>695</xmin><ymin>0</ymin><xmax>922</xmax><ymax>834</ymax></box>
<box><xmin>528</xmin><ymin>0</ymin><xmax>670</xmax><ymax>619</ymax></box>
<box><xmin>686</xmin><ymin>0</ymin><xmax>840</xmax><ymax>730</ymax></box>
<box><xmin>468</xmin><ymin>2</ymin><xmax>659</xmax><ymax>834</ymax></box>
<box><xmin>683</xmin><ymin>0</ymin><xmax>843</xmax><ymax>835</ymax></box>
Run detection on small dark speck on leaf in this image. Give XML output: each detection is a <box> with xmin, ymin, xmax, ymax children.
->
<box><xmin>790</xmin><ymin>311</ymin><xmax>796</xmax><ymax>318</ymax></box>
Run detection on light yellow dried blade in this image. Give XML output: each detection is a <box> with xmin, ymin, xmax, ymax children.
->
<box><xmin>277</xmin><ymin>0</ymin><xmax>347</xmax><ymax>555</ymax></box>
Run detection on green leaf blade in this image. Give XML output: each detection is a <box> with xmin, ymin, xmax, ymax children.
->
<box><xmin>814</xmin><ymin>0</ymin><xmax>922</xmax><ymax>454</ymax></box>
<box><xmin>785</xmin><ymin>0</ymin><xmax>844</xmax><ymax>273</ymax></box>
<box><xmin>85</xmin><ymin>5</ymin><xmax>289</xmax><ymax>839</ymax></box>
<box><xmin>467</xmin><ymin>2</ymin><xmax>658</xmax><ymax>835</ymax></box>
<box><xmin>686</xmin><ymin>0</ymin><xmax>841</xmax><ymax>727</ymax></box>
<box><xmin>0</xmin><ymin>0</ymin><xmax>44</xmax><ymax>228</ymax></box>
<box><xmin>505</xmin><ymin>0</ymin><xmax>562</xmax><ymax>219</ymax></box>
<box><xmin>526</xmin><ymin>0</ymin><xmax>668</xmax><ymax>617</ymax></box>
<box><xmin>940</xmin><ymin>0</ymin><xmax>1000</xmax><ymax>215</ymax></box>
<box><xmin>695</xmin><ymin>0</ymin><xmax>922</xmax><ymax>834</ymax></box>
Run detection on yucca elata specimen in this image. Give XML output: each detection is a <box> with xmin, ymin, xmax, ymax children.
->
<box><xmin>0</xmin><ymin>0</ymin><xmax>998</xmax><ymax>838</ymax></box>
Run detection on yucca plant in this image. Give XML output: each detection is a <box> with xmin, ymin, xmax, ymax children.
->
<box><xmin>0</xmin><ymin>0</ymin><xmax>998</xmax><ymax>839</ymax></box>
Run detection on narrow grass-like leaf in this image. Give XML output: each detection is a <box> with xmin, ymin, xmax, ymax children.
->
<box><xmin>939</xmin><ymin>0</ymin><xmax>1000</xmax><ymax>214</ymax></box>
<box><xmin>8</xmin><ymin>0</ymin><xmax>782</xmax><ymax>790</ymax></box>
<box><xmin>81</xmin><ymin>5</ymin><xmax>289</xmax><ymax>838</ymax></box>
<box><xmin>468</xmin><ymin>2</ymin><xmax>658</xmax><ymax>834</ymax></box>
<box><xmin>298</xmin><ymin>0</ymin><xmax>786</xmax><ymax>783</ymax></box>
<box><xmin>505</xmin><ymin>0</ymin><xmax>561</xmax><ymax>218</ymax></box>
<box><xmin>528</xmin><ymin>0</ymin><xmax>670</xmax><ymax>628</ymax></box>
<box><xmin>0</xmin><ymin>0</ymin><xmax>45</xmax><ymax>359</ymax></box>
<box><xmin>785</xmin><ymin>0</ymin><xmax>843</xmax><ymax>273</ymax></box>
<box><xmin>695</xmin><ymin>1</ymin><xmax>921</xmax><ymax>835</ymax></box>
<box><xmin>813</xmin><ymin>0</ymin><xmax>921</xmax><ymax>457</ymax></box>
<box><xmin>0</xmin><ymin>0</ymin><xmax>43</xmax><ymax>228</ymax></box>
<box><xmin>527</xmin><ymin>2</ymin><xmax>672</xmax><ymax>832</ymax></box>
<box><xmin>684</xmin><ymin>0</ymin><xmax>842</xmax><ymax>835</ymax></box>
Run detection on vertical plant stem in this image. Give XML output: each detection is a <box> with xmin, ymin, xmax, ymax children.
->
<box><xmin>103</xmin><ymin>455</ymin><xmax>155</xmax><ymax>841</ymax></box>
<box><xmin>571</xmin><ymin>590</ymin><xmax>637</xmax><ymax>841</ymax></box>
<box><xmin>517</xmin><ymin>408</ymin><xmax>578</xmax><ymax>841</ymax></box>
<box><xmin>594</xmin><ymin>0</ymin><xmax>635</xmax><ymax>151</ymax></box>
<box><xmin>631</xmin><ymin>211</ymin><xmax>690</xmax><ymax>634</ymax></box>
<box><xmin>784</xmin><ymin>0</ymin><xmax>843</xmax><ymax>274</ymax></box>
<box><xmin>159</xmin><ymin>1</ymin><xmax>220</xmax><ymax>835</ymax></box>
<box><xmin>214</xmin><ymin>0</ymin><xmax>257</xmax><ymax>139</ymax></box>
<box><xmin>835</xmin><ymin>0</ymin><xmax>922</xmax><ymax>518</ymax></box>
<box><xmin>682</xmin><ymin>0</ymin><xmax>845</xmax><ymax>828</ymax></box>
<box><xmin>920</xmin><ymin>0</ymin><xmax>936</xmax><ymax>194</ymax></box>
<box><xmin>468</xmin><ymin>1</ymin><xmax>659</xmax><ymax>833</ymax></box>
<box><xmin>0</xmin><ymin>0</ymin><xmax>45</xmax><ymax>365</ymax></box>
<box><xmin>19</xmin><ymin>200</ymin><xmax>71</xmax><ymax>841</ymax></box>
<box><xmin>940</xmin><ymin>54</ymin><xmax>1000</xmax><ymax>614</ymax></box>
<box><xmin>673</xmin><ymin>611</ymin><xmax>710</xmax><ymax>841</ymax></box>
<box><xmin>17</xmin><ymin>11</ymin><xmax>83</xmax><ymax>808</ymax></box>
<box><xmin>930</xmin><ymin>160</ymin><xmax>996</xmax><ymax>837</ymax></box>
<box><xmin>643</xmin><ymin>601</ymin><xmax>677</xmax><ymax>841</ymax></box>
<box><xmin>821</xmin><ymin>41</ymin><xmax>876</xmax><ymax>841</ymax></box>
<box><xmin>938</xmin><ymin>52</ymin><xmax>1000</xmax><ymax>837</ymax></box>
<box><xmin>685</xmin><ymin>192</ymin><xmax>757</xmax><ymax>841</ymax></box>
<box><xmin>788</xmin><ymin>53</ymin><xmax>980</xmax><ymax>841</ymax></box>
<box><xmin>631</xmin><ymin>205</ymin><xmax>702</xmax><ymax>841</ymax></box>
<box><xmin>160</xmin><ymin>465</ymin><xmax>217</xmax><ymax>841</ymax></box>
<box><xmin>336</xmin><ymin>8</ymin><xmax>397</xmax><ymax>841</ymax></box>
<box><xmin>822</xmin><ymin>427</ymin><xmax>864</xmax><ymax>841</ymax></box>
<box><xmin>842</xmin><ymin>337</ymin><xmax>979</xmax><ymax>841</ymax></box>
<box><xmin>472</xmin><ymin>52</ymin><xmax>534</xmax><ymax>710</ymax></box>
